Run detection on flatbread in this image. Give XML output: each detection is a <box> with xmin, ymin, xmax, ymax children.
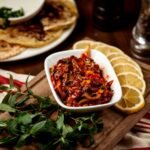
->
<box><xmin>0</xmin><ymin>40</ymin><xmax>14</xmax><ymax>51</ymax></box>
<box><xmin>0</xmin><ymin>44</ymin><xmax>25</xmax><ymax>60</ymax></box>
<box><xmin>0</xmin><ymin>0</ymin><xmax>78</xmax><ymax>59</ymax></box>
<box><xmin>0</xmin><ymin>22</ymin><xmax>63</xmax><ymax>47</ymax></box>
<box><xmin>40</xmin><ymin>0</ymin><xmax>78</xmax><ymax>31</ymax></box>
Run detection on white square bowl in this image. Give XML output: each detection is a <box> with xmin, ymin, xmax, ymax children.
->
<box><xmin>44</xmin><ymin>49</ymin><xmax>122</xmax><ymax>113</ymax></box>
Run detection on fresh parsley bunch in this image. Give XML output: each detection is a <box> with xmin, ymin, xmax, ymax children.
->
<box><xmin>0</xmin><ymin>75</ymin><xmax>103</xmax><ymax>150</ymax></box>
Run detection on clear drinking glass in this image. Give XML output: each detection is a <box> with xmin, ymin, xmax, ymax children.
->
<box><xmin>131</xmin><ymin>0</ymin><xmax>150</xmax><ymax>61</ymax></box>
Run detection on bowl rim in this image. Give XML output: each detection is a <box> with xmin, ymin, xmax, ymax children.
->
<box><xmin>1</xmin><ymin>0</ymin><xmax>45</xmax><ymax>23</ymax></box>
<box><xmin>44</xmin><ymin>49</ymin><xmax>122</xmax><ymax>111</ymax></box>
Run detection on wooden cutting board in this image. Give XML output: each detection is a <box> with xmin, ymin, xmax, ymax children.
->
<box><xmin>19</xmin><ymin>55</ymin><xmax>150</xmax><ymax>150</ymax></box>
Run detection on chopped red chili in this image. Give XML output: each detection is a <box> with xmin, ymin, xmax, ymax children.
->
<box><xmin>50</xmin><ymin>51</ymin><xmax>113</xmax><ymax>107</ymax></box>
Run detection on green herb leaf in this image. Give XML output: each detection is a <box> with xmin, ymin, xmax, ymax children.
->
<box><xmin>25</xmin><ymin>75</ymin><xmax>33</xmax><ymax>95</ymax></box>
<box><xmin>0</xmin><ymin>121</ymin><xmax>7</xmax><ymax>128</ymax></box>
<box><xmin>16</xmin><ymin>134</ymin><xmax>30</xmax><ymax>147</ymax></box>
<box><xmin>9</xmin><ymin>74</ymin><xmax>14</xmax><ymax>89</ymax></box>
<box><xmin>44</xmin><ymin>120</ymin><xmax>59</xmax><ymax>137</ymax></box>
<box><xmin>17</xmin><ymin>112</ymin><xmax>32</xmax><ymax>125</ymax></box>
<box><xmin>62</xmin><ymin>125</ymin><xmax>73</xmax><ymax>137</ymax></box>
<box><xmin>56</xmin><ymin>113</ymin><xmax>64</xmax><ymax>130</ymax></box>
<box><xmin>0</xmin><ymin>85</ymin><xmax>9</xmax><ymax>91</ymax></box>
<box><xmin>39</xmin><ymin>99</ymin><xmax>52</xmax><ymax>109</ymax></box>
<box><xmin>0</xmin><ymin>120</ymin><xmax>7</xmax><ymax>127</ymax></box>
<box><xmin>40</xmin><ymin>140</ymin><xmax>57</xmax><ymax>150</ymax></box>
<box><xmin>0</xmin><ymin>137</ymin><xmax>17</xmax><ymax>145</ymax></box>
<box><xmin>8</xmin><ymin>93</ymin><xmax>21</xmax><ymax>108</ymax></box>
<box><xmin>0</xmin><ymin>103</ymin><xmax>16</xmax><ymax>112</ymax></box>
<box><xmin>33</xmin><ymin>95</ymin><xmax>47</xmax><ymax>105</ymax></box>
<box><xmin>2</xmin><ymin>93</ymin><xmax>11</xmax><ymax>104</ymax></box>
<box><xmin>15</xmin><ymin>96</ymin><xmax>29</xmax><ymax>106</ymax></box>
<box><xmin>30</xmin><ymin>120</ymin><xmax>47</xmax><ymax>136</ymax></box>
<box><xmin>7</xmin><ymin>119</ymin><xmax>19</xmax><ymax>135</ymax></box>
<box><xmin>11</xmin><ymin>8</ymin><xmax>24</xmax><ymax>17</ymax></box>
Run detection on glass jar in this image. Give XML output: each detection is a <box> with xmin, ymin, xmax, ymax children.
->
<box><xmin>131</xmin><ymin>0</ymin><xmax>150</xmax><ymax>61</ymax></box>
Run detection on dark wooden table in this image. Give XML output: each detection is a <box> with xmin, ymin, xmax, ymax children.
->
<box><xmin>0</xmin><ymin>0</ymin><xmax>146</xmax><ymax>75</ymax></box>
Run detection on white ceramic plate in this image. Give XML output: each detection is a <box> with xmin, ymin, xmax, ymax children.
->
<box><xmin>44</xmin><ymin>49</ymin><xmax>122</xmax><ymax>113</ymax></box>
<box><xmin>0</xmin><ymin>0</ymin><xmax>76</xmax><ymax>62</ymax></box>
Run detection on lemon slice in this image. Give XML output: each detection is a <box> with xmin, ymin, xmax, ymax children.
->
<box><xmin>117</xmin><ymin>72</ymin><xmax>146</xmax><ymax>95</ymax></box>
<box><xmin>73</xmin><ymin>40</ymin><xmax>124</xmax><ymax>56</ymax></box>
<box><xmin>110</xmin><ymin>56</ymin><xmax>141</xmax><ymax>71</ymax></box>
<box><xmin>107</xmin><ymin>52</ymin><xmax>127</xmax><ymax>60</ymax></box>
<box><xmin>113</xmin><ymin>63</ymin><xmax>143</xmax><ymax>78</ymax></box>
<box><xmin>73</xmin><ymin>40</ymin><xmax>146</xmax><ymax>114</ymax></box>
<box><xmin>95</xmin><ymin>45</ymin><xmax>124</xmax><ymax>56</ymax></box>
<box><xmin>73</xmin><ymin>40</ymin><xmax>105</xmax><ymax>49</ymax></box>
<box><xmin>115</xmin><ymin>85</ymin><xmax>145</xmax><ymax>114</ymax></box>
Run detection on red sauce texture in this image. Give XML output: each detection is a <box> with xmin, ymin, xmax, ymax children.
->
<box><xmin>50</xmin><ymin>52</ymin><xmax>113</xmax><ymax>107</ymax></box>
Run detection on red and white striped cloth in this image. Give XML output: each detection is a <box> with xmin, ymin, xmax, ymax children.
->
<box><xmin>0</xmin><ymin>69</ymin><xmax>150</xmax><ymax>150</ymax></box>
<box><xmin>0</xmin><ymin>69</ymin><xmax>33</xmax><ymax>103</ymax></box>
<box><xmin>114</xmin><ymin>113</ymin><xmax>150</xmax><ymax>150</ymax></box>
